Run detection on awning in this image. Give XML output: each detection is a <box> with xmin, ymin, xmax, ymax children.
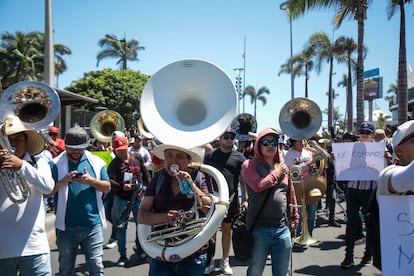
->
<box><xmin>56</xmin><ymin>88</ymin><xmax>99</xmax><ymax>105</ymax></box>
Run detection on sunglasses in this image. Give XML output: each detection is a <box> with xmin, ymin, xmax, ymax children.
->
<box><xmin>222</xmin><ymin>134</ymin><xmax>236</xmax><ymax>140</ymax></box>
<box><xmin>359</xmin><ymin>130</ymin><xmax>372</xmax><ymax>135</ymax></box>
<box><xmin>260</xmin><ymin>139</ymin><xmax>278</xmax><ymax>147</ymax></box>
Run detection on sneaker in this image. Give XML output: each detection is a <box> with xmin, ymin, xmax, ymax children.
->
<box><xmin>117</xmin><ymin>255</ymin><xmax>128</xmax><ymax>267</ymax></box>
<box><xmin>360</xmin><ymin>254</ymin><xmax>372</xmax><ymax>266</ymax></box>
<box><xmin>104</xmin><ymin>238</ymin><xmax>117</xmax><ymax>249</ymax></box>
<box><xmin>204</xmin><ymin>262</ymin><xmax>215</xmax><ymax>274</ymax></box>
<box><xmin>133</xmin><ymin>245</ymin><xmax>147</xmax><ymax>259</ymax></box>
<box><xmin>328</xmin><ymin>220</ymin><xmax>341</xmax><ymax>227</ymax></box>
<box><xmin>340</xmin><ymin>255</ymin><xmax>354</xmax><ymax>269</ymax></box>
<box><xmin>220</xmin><ymin>258</ymin><xmax>233</xmax><ymax>275</ymax></box>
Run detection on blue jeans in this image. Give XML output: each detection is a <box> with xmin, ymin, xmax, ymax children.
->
<box><xmin>56</xmin><ymin>224</ymin><xmax>104</xmax><ymax>276</ymax></box>
<box><xmin>296</xmin><ymin>202</ymin><xmax>318</xmax><ymax>236</ymax></box>
<box><xmin>247</xmin><ymin>225</ymin><xmax>292</xmax><ymax>276</ymax></box>
<box><xmin>111</xmin><ymin>195</ymin><xmax>141</xmax><ymax>257</ymax></box>
<box><xmin>149</xmin><ymin>253</ymin><xmax>207</xmax><ymax>276</ymax></box>
<box><xmin>0</xmin><ymin>253</ymin><xmax>51</xmax><ymax>276</ymax></box>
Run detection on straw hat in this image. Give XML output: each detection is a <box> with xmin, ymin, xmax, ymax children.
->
<box><xmin>4</xmin><ymin>115</ymin><xmax>45</xmax><ymax>156</ymax></box>
<box><xmin>153</xmin><ymin>144</ymin><xmax>202</xmax><ymax>163</ymax></box>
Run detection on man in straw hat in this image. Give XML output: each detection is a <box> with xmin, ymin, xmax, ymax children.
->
<box><xmin>47</xmin><ymin>126</ymin><xmax>110</xmax><ymax>275</ymax></box>
<box><xmin>138</xmin><ymin>143</ymin><xmax>212</xmax><ymax>275</ymax></box>
<box><xmin>0</xmin><ymin>115</ymin><xmax>55</xmax><ymax>275</ymax></box>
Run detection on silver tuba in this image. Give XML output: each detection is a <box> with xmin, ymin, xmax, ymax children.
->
<box><xmin>230</xmin><ymin>113</ymin><xmax>257</xmax><ymax>141</ymax></box>
<box><xmin>0</xmin><ymin>81</ymin><xmax>60</xmax><ymax>204</ymax></box>
<box><xmin>138</xmin><ymin>59</ymin><xmax>236</xmax><ymax>262</ymax></box>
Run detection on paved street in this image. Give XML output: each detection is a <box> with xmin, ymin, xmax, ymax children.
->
<box><xmin>47</xmin><ymin>200</ymin><xmax>382</xmax><ymax>275</ymax></box>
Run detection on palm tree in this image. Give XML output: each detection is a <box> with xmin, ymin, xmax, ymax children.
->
<box><xmin>387</xmin><ymin>0</ymin><xmax>412</xmax><ymax>123</ymax></box>
<box><xmin>96</xmin><ymin>34</ymin><xmax>145</xmax><ymax>70</ymax></box>
<box><xmin>0</xmin><ymin>31</ymin><xmax>43</xmax><ymax>87</ymax></box>
<box><xmin>0</xmin><ymin>31</ymin><xmax>71</xmax><ymax>88</ymax></box>
<box><xmin>335</xmin><ymin>36</ymin><xmax>359</xmax><ymax>131</ymax></box>
<box><xmin>386</xmin><ymin>80</ymin><xmax>398</xmax><ymax>107</ymax></box>
<box><xmin>243</xmin><ymin>85</ymin><xmax>270</xmax><ymax>119</ymax></box>
<box><xmin>304</xmin><ymin>31</ymin><xmax>345</xmax><ymax>129</ymax></box>
<box><xmin>287</xmin><ymin>0</ymin><xmax>372</xmax><ymax>128</ymax></box>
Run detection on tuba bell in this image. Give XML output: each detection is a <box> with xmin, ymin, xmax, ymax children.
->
<box><xmin>137</xmin><ymin>117</ymin><xmax>154</xmax><ymax>139</ymax></box>
<box><xmin>230</xmin><ymin>113</ymin><xmax>257</xmax><ymax>141</ymax></box>
<box><xmin>0</xmin><ymin>81</ymin><xmax>60</xmax><ymax>204</ymax></box>
<box><xmin>90</xmin><ymin>110</ymin><xmax>125</xmax><ymax>143</ymax></box>
<box><xmin>138</xmin><ymin>59</ymin><xmax>236</xmax><ymax>262</ymax></box>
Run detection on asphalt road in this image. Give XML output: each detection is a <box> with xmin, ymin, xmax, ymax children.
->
<box><xmin>47</xmin><ymin>200</ymin><xmax>382</xmax><ymax>275</ymax></box>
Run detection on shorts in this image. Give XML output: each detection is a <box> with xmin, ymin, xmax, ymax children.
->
<box><xmin>222</xmin><ymin>194</ymin><xmax>240</xmax><ymax>223</ymax></box>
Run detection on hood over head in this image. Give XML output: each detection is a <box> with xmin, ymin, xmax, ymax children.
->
<box><xmin>254</xmin><ymin>128</ymin><xmax>281</xmax><ymax>164</ymax></box>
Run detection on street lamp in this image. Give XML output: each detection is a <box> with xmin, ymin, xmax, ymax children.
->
<box><xmin>280</xmin><ymin>1</ymin><xmax>294</xmax><ymax>100</ymax></box>
<box><xmin>234</xmin><ymin>68</ymin><xmax>244</xmax><ymax>114</ymax></box>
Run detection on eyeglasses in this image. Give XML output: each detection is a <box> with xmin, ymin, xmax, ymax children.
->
<box><xmin>359</xmin><ymin>130</ymin><xmax>372</xmax><ymax>135</ymax></box>
<box><xmin>222</xmin><ymin>134</ymin><xmax>235</xmax><ymax>140</ymax></box>
<box><xmin>260</xmin><ymin>139</ymin><xmax>278</xmax><ymax>147</ymax></box>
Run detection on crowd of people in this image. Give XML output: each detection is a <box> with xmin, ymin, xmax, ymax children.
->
<box><xmin>1</xmin><ymin>112</ymin><xmax>413</xmax><ymax>276</ymax></box>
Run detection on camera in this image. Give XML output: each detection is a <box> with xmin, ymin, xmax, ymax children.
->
<box><xmin>74</xmin><ymin>172</ymin><xmax>83</xmax><ymax>178</ymax></box>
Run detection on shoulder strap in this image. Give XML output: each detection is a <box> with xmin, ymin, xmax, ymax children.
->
<box><xmin>249</xmin><ymin>187</ymin><xmax>273</xmax><ymax>230</ymax></box>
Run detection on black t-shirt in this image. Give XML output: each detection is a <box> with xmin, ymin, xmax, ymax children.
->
<box><xmin>204</xmin><ymin>148</ymin><xmax>246</xmax><ymax>197</ymax></box>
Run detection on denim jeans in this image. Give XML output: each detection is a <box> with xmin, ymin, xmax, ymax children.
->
<box><xmin>111</xmin><ymin>195</ymin><xmax>141</xmax><ymax>257</ymax></box>
<box><xmin>149</xmin><ymin>253</ymin><xmax>207</xmax><ymax>276</ymax></box>
<box><xmin>0</xmin><ymin>253</ymin><xmax>51</xmax><ymax>276</ymax></box>
<box><xmin>56</xmin><ymin>224</ymin><xmax>104</xmax><ymax>276</ymax></box>
<box><xmin>247</xmin><ymin>225</ymin><xmax>292</xmax><ymax>276</ymax></box>
<box><xmin>296</xmin><ymin>202</ymin><xmax>318</xmax><ymax>236</ymax></box>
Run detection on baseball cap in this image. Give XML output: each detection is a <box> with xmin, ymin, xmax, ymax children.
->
<box><xmin>113</xmin><ymin>137</ymin><xmax>129</xmax><ymax>151</ymax></box>
<box><xmin>392</xmin><ymin>120</ymin><xmax>414</xmax><ymax>147</ymax></box>
<box><xmin>223</xmin><ymin>127</ymin><xmax>236</xmax><ymax>135</ymax></box>
<box><xmin>359</xmin><ymin>122</ymin><xmax>375</xmax><ymax>133</ymax></box>
<box><xmin>65</xmin><ymin>127</ymin><xmax>89</xmax><ymax>149</ymax></box>
<box><xmin>49</xmin><ymin>126</ymin><xmax>60</xmax><ymax>134</ymax></box>
<box><xmin>112</xmin><ymin>131</ymin><xmax>125</xmax><ymax>139</ymax></box>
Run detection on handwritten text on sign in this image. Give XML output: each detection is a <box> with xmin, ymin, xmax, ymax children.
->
<box><xmin>332</xmin><ymin>142</ymin><xmax>386</xmax><ymax>181</ymax></box>
<box><xmin>378</xmin><ymin>195</ymin><xmax>414</xmax><ymax>275</ymax></box>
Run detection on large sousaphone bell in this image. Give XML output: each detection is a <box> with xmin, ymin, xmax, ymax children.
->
<box><xmin>138</xmin><ymin>59</ymin><xmax>236</xmax><ymax>262</ymax></box>
<box><xmin>230</xmin><ymin>113</ymin><xmax>257</xmax><ymax>141</ymax></box>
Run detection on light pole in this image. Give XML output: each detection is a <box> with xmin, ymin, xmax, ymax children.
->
<box><xmin>234</xmin><ymin>68</ymin><xmax>244</xmax><ymax>114</ymax></box>
<box><xmin>280</xmin><ymin>1</ymin><xmax>294</xmax><ymax>100</ymax></box>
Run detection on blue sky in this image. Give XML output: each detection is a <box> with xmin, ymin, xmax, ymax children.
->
<box><xmin>1</xmin><ymin>0</ymin><xmax>414</xmax><ymax>133</ymax></box>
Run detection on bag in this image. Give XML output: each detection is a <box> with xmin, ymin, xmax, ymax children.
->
<box><xmin>232</xmin><ymin>209</ymin><xmax>254</xmax><ymax>262</ymax></box>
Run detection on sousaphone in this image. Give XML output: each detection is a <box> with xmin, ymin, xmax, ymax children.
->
<box><xmin>90</xmin><ymin>110</ymin><xmax>125</xmax><ymax>143</ymax></box>
<box><xmin>138</xmin><ymin>59</ymin><xmax>236</xmax><ymax>262</ymax></box>
<box><xmin>230</xmin><ymin>113</ymin><xmax>257</xmax><ymax>141</ymax></box>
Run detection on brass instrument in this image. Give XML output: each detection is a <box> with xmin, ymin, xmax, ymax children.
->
<box><xmin>90</xmin><ymin>110</ymin><xmax>125</xmax><ymax>143</ymax></box>
<box><xmin>230</xmin><ymin>113</ymin><xmax>257</xmax><ymax>141</ymax></box>
<box><xmin>137</xmin><ymin>117</ymin><xmax>154</xmax><ymax>139</ymax></box>
<box><xmin>279</xmin><ymin>98</ymin><xmax>326</xmax><ymax>245</ymax></box>
<box><xmin>137</xmin><ymin>59</ymin><xmax>236</xmax><ymax>262</ymax></box>
<box><xmin>0</xmin><ymin>81</ymin><xmax>60</xmax><ymax>204</ymax></box>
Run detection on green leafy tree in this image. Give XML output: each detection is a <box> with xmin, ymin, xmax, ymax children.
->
<box><xmin>386</xmin><ymin>80</ymin><xmax>398</xmax><ymax>107</ymax></box>
<box><xmin>96</xmin><ymin>34</ymin><xmax>145</xmax><ymax>70</ymax></box>
<box><xmin>65</xmin><ymin>69</ymin><xmax>150</xmax><ymax>129</ymax></box>
<box><xmin>387</xmin><ymin>0</ymin><xmax>412</xmax><ymax>123</ymax></box>
<box><xmin>243</xmin><ymin>85</ymin><xmax>270</xmax><ymax>119</ymax></box>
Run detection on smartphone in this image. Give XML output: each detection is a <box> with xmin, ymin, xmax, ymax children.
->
<box><xmin>74</xmin><ymin>172</ymin><xmax>83</xmax><ymax>178</ymax></box>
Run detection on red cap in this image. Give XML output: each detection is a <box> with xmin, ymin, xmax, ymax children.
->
<box><xmin>49</xmin><ymin>126</ymin><xmax>60</xmax><ymax>134</ymax></box>
<box><xmin>113</xmin><ymin>137</ymin><xmax>129</xmax><ymax>151</ymax></box>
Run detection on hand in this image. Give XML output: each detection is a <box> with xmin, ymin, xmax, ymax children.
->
<box><xmin>123</xmin><ymin>183</ymin><xmax>135</xmax><ymax>191</ymax></box>
<box><xmin>0</xmin><ymin>154</ymin><xmax>23</xmax><ymax>170</ymax></box>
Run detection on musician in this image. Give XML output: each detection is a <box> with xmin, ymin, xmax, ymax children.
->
<box><xmin>107</xmin><ymin>136</ymin><xmax>150</xmax><ymax>266</ymax></box>
<box><xmin>138</xmin><ymin>144</ymin><xmax>211</xmax><ymax>276</ymax></box>
<box><xmin>241</xmin><ymin>128</ymin><xmax>299</xmax><ymax>276</ymax></box>
<box><xmin>47</xmin><ymin>127</ymin><xmax>110</xmax><ymax>276</ymax></box>
<box><xmin>47</xmin><ymin>126</ymin><xmax>65</xmax><ymax>158</ymax></box>
<box><xmin>284</xmin><ymin>138</ymin><xmax>319</xmax><ymax>238</ymax></box>
<box><xmin>378</xmin><ymin>120</ymin><xmax>414</xmax><ymax>195</ymax></box>
<box><xmin>0</xmin><ymin>115</ymin><xmax>55</xmax><ymax>275</ymax></box>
